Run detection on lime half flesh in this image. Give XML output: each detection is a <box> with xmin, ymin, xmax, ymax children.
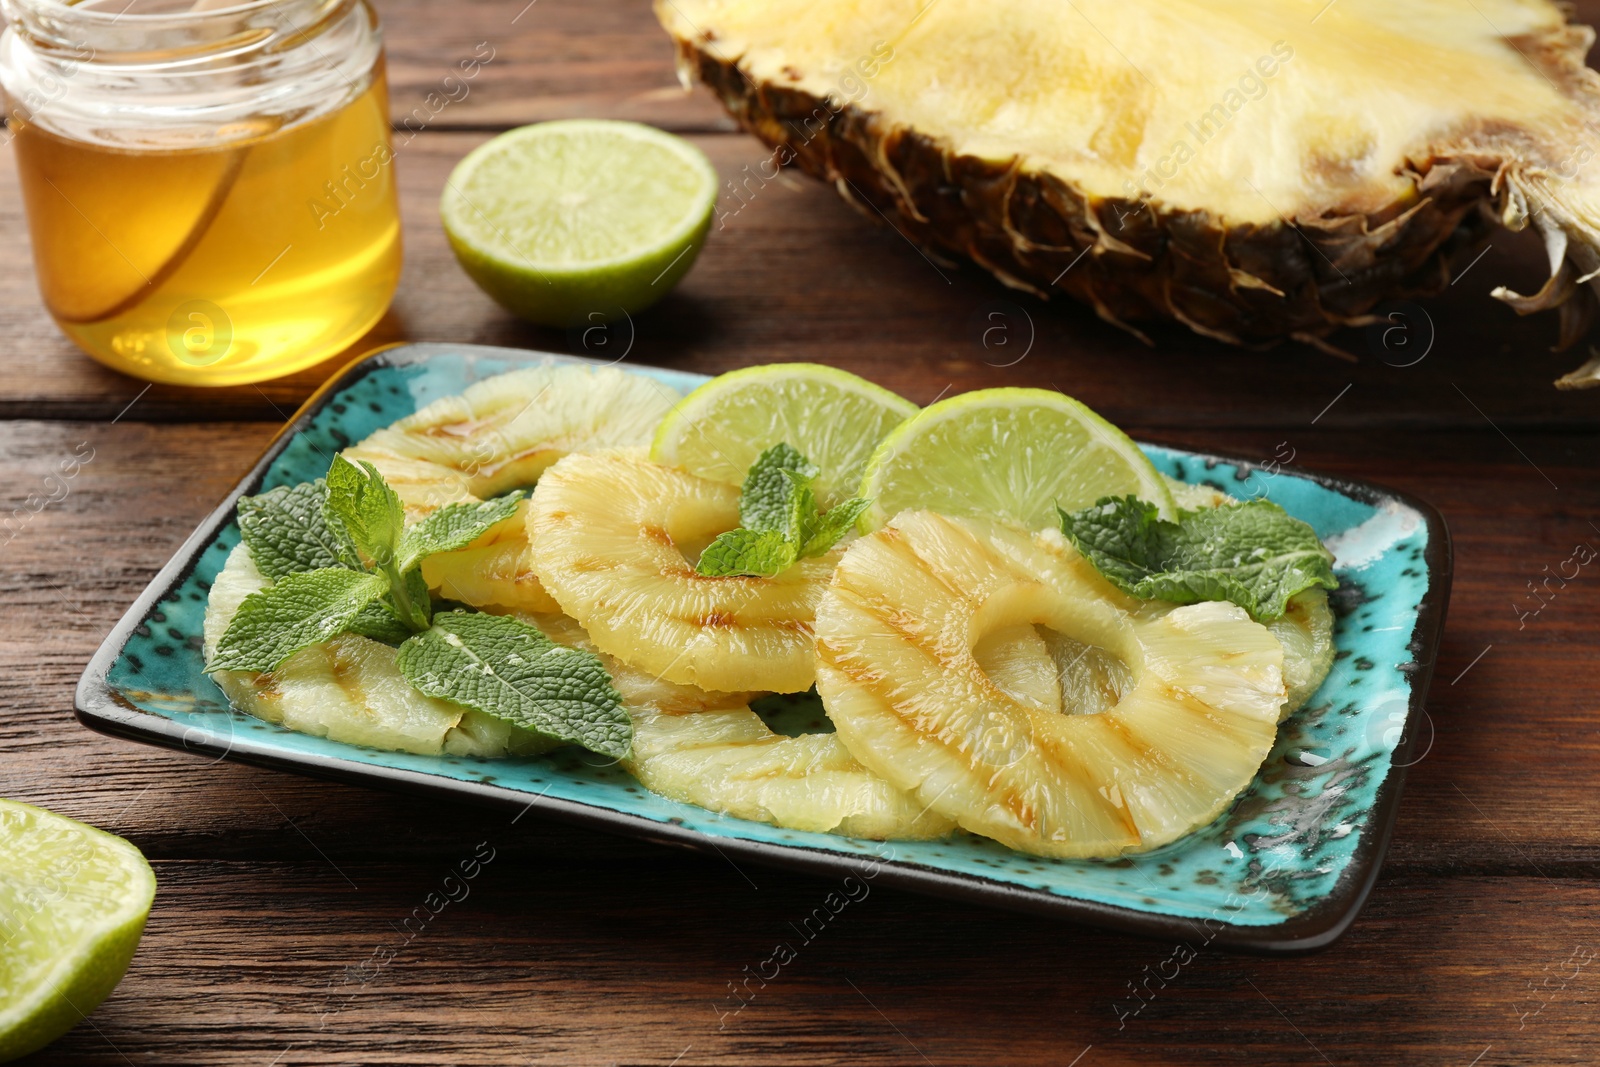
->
<box><xmin>0</xmin><ymin>799</ymin><xmax>155</xmax><ymax>1063</ymax></box>
<box><xmin>651</xmin><ymin>363</ymin><xmax>917</xmax><ymax>508</ymax></box>
<box><xmin>442</xmin><ymin>120</ymin><xmax>718</xmax><ymax>327</ymax></box>
<box><xmin>857</xmin><ymin>388</ymin><xmax>1175</xmax><ymax>532</ymax></box>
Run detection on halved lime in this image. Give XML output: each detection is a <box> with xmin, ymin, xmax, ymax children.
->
<box><xmin>441</xmin><ymin>120</ymin><xmax>718</xmax><ymax>327</ymax></box>
<box><xmin>651</xmin><ymin>363</ymin><xmax>917</xmax><ymax>507</ymax></box>
<box><xmin>0</xmin><ymin>800</ymin><xmax>155</xmax><ymax>1063</ymax></box>
<box><xmin>857</xmin><ymin>388</ymin><xmax>1175</xmax><ymax>531</ymax></box>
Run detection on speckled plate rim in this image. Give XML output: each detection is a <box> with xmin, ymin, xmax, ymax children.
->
<box><xmin>75</xmin><ymin>343</ymin><xmax>1452</xmax><ymax>954</ymax></box>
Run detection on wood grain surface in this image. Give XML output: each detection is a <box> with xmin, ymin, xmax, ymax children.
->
<box><xmin>2</xmin><ymin>0</ymin><xmax>1600</xmax><ymax>1064</ymax></box>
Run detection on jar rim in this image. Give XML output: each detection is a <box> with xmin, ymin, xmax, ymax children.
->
<box><xmin>0</xmin><ymin>0</ymin><xmax>381</xmax><ymax>145</ymax></box>
<box><xmin>0</xmin><ymin>0</ymin><xmax>359</xmax><ymax>64</ymax></box>
<box><xmin>9</xmin><ymin>0</ymin><xmax>299</xmax><ymax>22</ymax></box>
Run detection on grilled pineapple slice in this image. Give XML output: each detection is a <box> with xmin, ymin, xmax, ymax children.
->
<box><xmin>344</xmin><ymin>363</ymin><xmax>679</xmax><ymax>613</ymax></box>
<box><xmin>528</xmin><ymin>612</ymin><xmax>953</xmax><ymax>839</ymax></box>
<box><xmin>814</xmin><ymin>511</ymin><xmax>1287</xmax><ymax>858</ymax></box>
<box><xmin>529</xmin><ymin>449</ymin><xmax>839</xmax><ymax>693</ymax></box>
<box><xmin>203</xmin><ymin>544</ymin><xmax>557</xmax><ymax>758</ymax></box>
<box><xmin>662</xmin><ymin>0</ymin><xmax>1600</xmax><ymax>383</ymax></box>
<box><xmin>1160</xmin><ymin>473</ymin><xmax>1336</xmax><ymax>717</ymax></box>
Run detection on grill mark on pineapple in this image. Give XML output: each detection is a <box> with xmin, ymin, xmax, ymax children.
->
<box><xmin>327</xmin><ymin>642</ymin><xmax>373</xmax><ymax>716</ymax></box>
<box><xmin>997</xmin><ymin>784</ymin><xmax>1041</xmax><ymax>833</ymax></box>
<box><xmin>1095</xmin><ymin>708</ymin><xmax>1200</xmax><ymax>799</ymax></box>
<box><xmin>830</xmin><ymin>584</ymin><xmax>963</xmax><ymax>668</ymax></box>
<box><xmin>880</xmin><ymin>520</ymin><xmax>993</xmax><ymax>606</ymax></box>
<box><xmin>1036</xmin><ymin>730</ymin><xmax>1142</xmax><ymax>842</ymax></box>
<box><xmin>936</xmin><ymin>513</ymin><xmax>1043</xmax><ymax>587</ymax></box>
<box><xmin>818</xmin><ymin>641</ymin><xmax>1026</xmax><ymax>784</ymax></box>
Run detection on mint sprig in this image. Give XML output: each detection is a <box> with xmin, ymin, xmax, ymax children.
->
<box><xmin>1056</xmin><ymin>496</ymin><xmax>1338</xmax><ymax>621</ymax></box>
<box><xmin>695</xmin><ymin>443</ymin><xmax>870</xmax><ymax>578</ymax></box>
<box><xmin>210</xmin><ymin>459</ymin><xmax>630</xmax><ymax>759</ymax></box>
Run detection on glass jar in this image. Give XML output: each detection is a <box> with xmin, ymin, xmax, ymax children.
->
<box><xmin>0</xmin><ymin>0</ymin><xmax>401</xmax><ymax>386</ymax></box>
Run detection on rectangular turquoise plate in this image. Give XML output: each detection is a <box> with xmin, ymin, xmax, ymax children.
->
<box><xmin>75</xmin><ymin>344</ymin><xmax>1451</xmax><ymax>953</ymax></box>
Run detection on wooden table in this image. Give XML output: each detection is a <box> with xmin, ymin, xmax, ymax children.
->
<box><xmin>4</xmin><ymin>2</ymin><xmax>1599</xmax><ymax>1063</ymax></box>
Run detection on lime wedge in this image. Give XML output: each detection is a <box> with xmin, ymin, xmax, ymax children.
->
<box><xmin>651</xmin><ymin>363</ymin><xmax>917</xmax><ymax>508</ymax></box>
<box><xmin>0</xmin><ymin>800</ymin><xmax>155</xmax><ymax>1062</ymax></box>
<box><xmin>857</xmin><ymin>388</ymin><xmax>1175</xmax><ymax>532</ymax></box>
<box><xmin>441</xmin><ymin>120</ymin><xmax>718</xmax><ymax>327</ymax></box>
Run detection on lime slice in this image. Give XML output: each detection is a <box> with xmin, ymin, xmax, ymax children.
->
<box><xmin>651</xmin><ymin>363</ymin><xmax>917</xmax><ymax>507</ymax></box>
<box><xmin>441</xmin><ymin>120</ymin><xmax>718</xmax><ymax>327</ymax></box>
<box><xmin>0</xmin><ymin>800</ymin><xmax>155</xmax><ymax>1062</ymax></box>
<box><xmin>857</xmin><ymin>388</ymin><xmax>1175</xmax><ymax>531</ymax></box>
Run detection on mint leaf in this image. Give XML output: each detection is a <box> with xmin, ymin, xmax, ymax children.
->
<box><xmin>325</xmin><ymin>456</ymin><xmax>405</xmax><ymax>568</ymax></box>
<box><xmin>396</xmin><ymin>611</ymin><xmax>631</xmax><ymax>758</ymax></box>
<box><xmin>1056</xmin><ymin>496</ymin><xmax>1338</xmax><ymax>621</ymax></box>
<box><xmin>398</xmin><ymin>493</ymin><xmax>524</xmax><ymax>573</ymax></box>
<box><xmin>236</xmin><ymin>479</ymin><xmax>359</xmax><ymax>580</ymax></box>
<box><xmin>207</xmin><ymin>568</ymin><xmax>389</xmax><ymax>673</ymax></box>
<box><xmin>696</xmin><ymin>528</ymin><xmax>800</xmax><ymax>578</ymax></box>
<box><xmin>740</xmin><ymin>443</ymin><xmax>819</xmax><ymax>536</ymax></box>
<box><xmin>800</xmin><ymin>495</ymin><xmax>871</xmax><ymax>557</ymax></box>
<box><xmin>695</xmin><ymin>443</ymin><xmax>865</xmax><ymax>576</ymax></box>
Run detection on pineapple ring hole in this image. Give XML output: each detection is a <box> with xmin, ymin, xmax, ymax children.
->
<box><xmin>968</xmin><ymin>583</ymin><xmax>1135</xmax><ymax>718</ymax></box>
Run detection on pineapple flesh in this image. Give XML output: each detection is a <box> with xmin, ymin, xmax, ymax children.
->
<box><xmin>344</xmin><ymin>364</ymin><xmax>678</xmax><ymax>614</ymax></box>
<box><xmin>528</xmin><ymin>612</ymin><xmax>955</xmax><ymax>839</ymax></box>
<box><xmin>814</xmin><ymin>511</ymin><xmax>1287</xmax><ymax>858</ymax></box>
<box><xmin>529</xmin><ymin>448</ymin><xmax>840</xmax><ymax>693</ymax></box>
<box><xmin>205</xmin><ymin>550</ymin><xmax>947</xmax><ymax>839</ymax></box>
<box><xmin>660</xmin><ymin>0</ymin><xmax>1600</xmax><ymax>382</ymax></box>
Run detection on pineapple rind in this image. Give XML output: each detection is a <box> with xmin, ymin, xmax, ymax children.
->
<box><xmin>815</xmin><ymin>511</ymin><xmax>1287</xmax><ymax>858</ymax></box>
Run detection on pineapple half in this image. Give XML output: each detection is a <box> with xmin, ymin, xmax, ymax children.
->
<box><xmin>814</xmin><ymin>510</ymin><xmax>1288</xmax><ymax>858</ymax></box>
<box><xmin>659</xmin><ymin>0</ymin><xmax>1600</xmax><ymax>384</ymax></box>
<box><xmin>529</xmin><ymin>448</ymin><xmax>839</xmax><ymax>693</ymax></box>
<box><xmin>343</xmin><ymin>363</ymin><xmax>680</xmax><ymax>614</ymax></box>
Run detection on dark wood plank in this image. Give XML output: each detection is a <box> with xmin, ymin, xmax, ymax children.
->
<box><xmin>4</xmin><ymin>129</ymin><xmax>1600</xmax><ymax>427</ymax></box>
<box><xmin>4</xmin><ymin>419</ymin><xmax>1600</xmax><ymax>872</ymax></box>
<box><xmin>375</xmin><ymin>0</ymin><xmax>730</xmax><ymax>132</ymax></box>
<box><xmin>15</xmin><ymin>860</ymin><xmax>1600</xmax><ymax>1066</ymax></box>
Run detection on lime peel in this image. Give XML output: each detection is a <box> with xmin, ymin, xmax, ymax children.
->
<box><xmin>1</xmin><ymin>799</ymin><xmax>155</xmax><ymax>1063</ymax></box>
<box><xmin>441</xmin><ymin>120</ymin><xmax>718</xmax><ymax>327</ymax></box>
